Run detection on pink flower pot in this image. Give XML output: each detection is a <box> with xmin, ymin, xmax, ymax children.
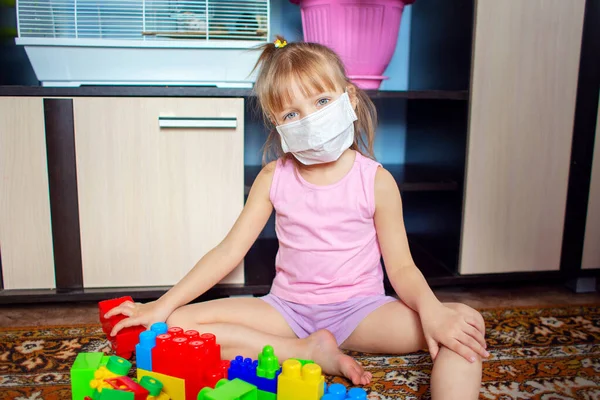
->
<box><xmin>290</xmin><ymin>0</ymin><xmax>415</xmax><ymax>90</ymax></box>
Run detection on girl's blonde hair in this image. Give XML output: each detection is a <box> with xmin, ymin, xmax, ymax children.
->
<box><xmin>252</xmin><ymin>35</ymin><xmax>378</xmax><ymax>165</ymax></box>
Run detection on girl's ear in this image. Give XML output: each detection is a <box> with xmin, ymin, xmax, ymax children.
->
<box><xmin>346</xmin><ymin>84</ymin><xmax>358</xmax><ymax>110</ymax></box>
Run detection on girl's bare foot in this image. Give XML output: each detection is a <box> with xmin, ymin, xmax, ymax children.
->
<box><xmin>305</xmin><ymin>329</ymin><xmax>372</xmax><ymax>385</ymax></box>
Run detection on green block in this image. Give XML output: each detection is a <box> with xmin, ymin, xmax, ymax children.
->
<box><xmin>257</xmin><ymin>389</ymin><xmax>276</xmax><ymax>400</ymax></box>
<box><xmin>97</xmin><ymin>388</ymin><xmax>135</xmax><ymax>400</ymax></box>
<box><xmin>106</xmin><ymin>355</ymin><xmax>132</xmax><ymax>376</ymax></box>
<box><xmin>139</xmin><ymin>375</ymin><xmax>163</xmax><ymax>396</ymax></box>
<box><xmin>256</xmin><ymin>346</ymin><xmax>279</xmax><ymax>379</ymax></box>
<box><xmin>198</xmin><ymin>378</ymin><xmax>258</xmax><ymax>400</ymax></box>
<box><xmin>292</xmin><ymin>358</ymin><xmax>314</xmax><ymax>367</ymax></box>
<box><xmin>71</xmin><ymin>352</ymin><xmax>105</xmax><ymax>400</ymax></box>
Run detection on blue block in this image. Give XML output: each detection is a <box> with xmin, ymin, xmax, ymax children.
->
<box><xmin>150</xmin><ymin>322</ymin><xmax>168</xmax><ymax>335</ymax></box>
<box><xmin>322</xmin><ymin>383</ymin><xmax>367</xmax><ymax>400</ymax></box>
<box><xmin>228</xmin><ymin>356</ymin><xmax>281</xmax><ymax>393</ymax></box>
<box><xmin>135</xmin><ymin>330</ymin><xmax>157</xmax><ymax>371</ymax></box>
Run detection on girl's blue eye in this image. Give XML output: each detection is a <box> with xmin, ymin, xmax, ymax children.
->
<box><xmin>283</xmin><ymin>112</ymin><xmax>298</xmax><ymax>121</ymax></box>
<box><xmin>317</xmin><ymin>98</ymin><xmax>330</xmax><ymax>106</ymax></box>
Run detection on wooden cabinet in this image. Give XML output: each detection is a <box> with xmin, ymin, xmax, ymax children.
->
<box><xmin>0</xmin><ymin>97</ymin><xmax>55</xmax><ymax>289</ymax></box>
<box><xmin>72</xmin><ymin>97</ymin><xmax>245</xmax><ymax>287</ymax></box>
<box><xmin>582</xmin><ymin>103</ymin><xmax>600</xmax><ymax>270</ymax></box>
<box><xmin>459</xmin><ymin>0</ymin><xmax>586</xmax><ymax>274</ymax></box>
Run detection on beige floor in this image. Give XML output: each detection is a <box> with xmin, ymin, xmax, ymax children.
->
<box><xmin>0</xmin><ymin>283</ymin><xmax>598</xmax><ymax>328</ymax></box>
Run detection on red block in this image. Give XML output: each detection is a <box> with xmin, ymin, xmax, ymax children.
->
<box><xmin>170</xmin><ymin>336</ymin><xmax>190</xmax><ymax>379</ymax></box>
<box><xmin>98</xmin><ymin>296</ymin><xmax>144</xmax><ymax>359</ymax></box>
<box><xmin>167</xmin><ymin>327</ymin><xmax>184</xmax><ymax>337</ymax></box>
<box><xmin>199</xmin><ymin>333</ymin><xmax>221</xmax><ymax>366</ymax></box>
<box><xmin>203</xmin><ymin>360</ymin><xmax>230</xmax><ymax>389</ymax></box>
<box><xmin>184</xmin><ymin>330</ymin><xmax>199</xmax><ymax>340</ymax></box>
<box><xmin>104</xmin><ymin>376</ymin><xmax>149</xmax><ymax>400</ymax></box>
<box><xmin>152</xmin><ymin>333</ymin><xmax>173</xmax><ymax>376</ymax></box>
<box><xmin>184</xmin><ymin>339</ymin><xmax>208</xmax><ymax>400</ymax></box>
<box><xmin>113</xmin><ymin>325</ymin><xmax>145</xmax><ymax>359</ymax></box>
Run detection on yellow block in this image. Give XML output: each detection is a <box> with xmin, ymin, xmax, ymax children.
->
<box><xmin>137</xmin><ymin>369</ymin><xmax>185</xmax><ymax>400</ymax></box>
<box><xmin>149</xmin><ymin>392</ymin><xmax>171</xmax><ymax>400</ymax></box>
<box><xmin>277</xmin><ymin>359</ymin><xmax>324</xmax><ymax>400</ymax></box>
<box><xmin>90</xmin><ymin>366</ymin><xmax>122</xmax><ymax>392</ymax></box>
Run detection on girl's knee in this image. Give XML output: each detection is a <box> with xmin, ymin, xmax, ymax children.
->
<box><xmin>446</xmin><ymin>303</ymin><xmax>485</xmax><ymax>326</ymax></box>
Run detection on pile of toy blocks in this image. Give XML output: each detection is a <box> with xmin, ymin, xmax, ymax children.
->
<box><xmin>70</xmin><ymin>296</ymin><xmax>369</xmax><ymax>400</ymax></box>
<box><xmin>135</xmin><ymin>321</ymin><xmax>230</xmax><ymax>399</ymax></box>
<box><xmin>70</xmin><ymin>352</ymin><xmax>170</xmax><ymax>400</ymax></box>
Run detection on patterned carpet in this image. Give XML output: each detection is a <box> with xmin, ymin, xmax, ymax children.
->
<box><xmin>0</xmin><ymin>305</ymin><xmax>598</xmax><ymax>399</ymax></box>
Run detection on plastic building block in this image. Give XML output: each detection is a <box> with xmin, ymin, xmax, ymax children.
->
<box><xmin>168</xmin><ymin>327</ymin><xmax>184</xmax><ymax>337</ymax></box>
<box><xmin>152</xmin><ymin>333</ymin><xmax>175</xmax><ymax>376</ymax></box>
<box><xmin>151</xmin><ymin>322</ymin><xmax>169</xmax><ymax>335</ymax></box>
<box><xmin>151</xmin><ymin>328</ymin><xmax>227</xmax><ymax>398</ymax></box>
<box><xmin>138</xmin><ymin>368</ymin><xmax>186</xmax><ymax>400</ymax></box>
<box><xmin>71</xmin><ymin>352</ymin><xmax>105</xmax><ymax>400</ymax></box>
<box><xmin>197</xmin><ymin>378</ymin><xmax>257</xmax><ymax>400</ymax></box>
<box><xmin>98</xmin><ymin>296</ymin><xmax>145</xmax><ymax>359</ymax></box>
<box><xmin>90</xmin><ymin>356</ymin><xmax>132</xmax><ymax>394</ymax></box>
<box><xmin>256</xmin><ymin>346</ymin><xmax>279</xmax><ymax>380</ymax></box>
<box><xmin>136</xmin><ymin>330</ymin><xmax>157</xmax><ymax>371</ymax></box>
<box><xmin>199</xmin><ymin>333</ymin><xmax>222</xmax><ymax>366</ymax></box>
<box><xmin>228</xmin><ymin>345</ymin><xmax>281</xmax><ymax>393</ymax></box>
<box><xmin>184</xmin><ymin>330</ymin><xmax>200</xmax><ymax>341</ymax></box>
<box><xmin>228</xmin><ymin>357</ymin><xmax>280</xmax><ymax>393</ymax></box>
<box><xmin>257</xmin><ymin>390</ymin><xmax>276</xmax><ymax>400</ymax></box>
<box><xmin>203</xmin><ymin>359</ymin><xmax>232</xmax><ymax>389</ymax></box>
<box><xmin>322</xmin><ymin>384</ymin><xmax>367</xmax><ymax>400</ymax></box>
<box><xmin>104</xmin><ymin>376</ymin><xmax>149</xmax><ymax>400</ymax></box>
<box><xmin>276</xmin><ymin>359</ymin><xmax>324</xmax><ymax>400</ymax></box>
<box><xmin>106</xmin><ymin>355</ymin><xmax>133</xmax><ymax>376</ymax></box>
<box><xmin>96</xmin><ymin>388</ymin><xmax>135</xmax><ymax>400</ymax></box>
<box><xmin>291</xmin><ymin>359</ymin><xmax>314</xmax><ymax>367</ymax></box>
<box><xmin>139</xmin><ymin>375</ymin><xmax>163</xmax><ymax>397</ymax></box>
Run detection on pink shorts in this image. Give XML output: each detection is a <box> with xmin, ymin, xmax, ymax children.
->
<box><xmin>260</xmin><ymin>293</ymin><xmax>397</xmax><ymax>345</ymax></box>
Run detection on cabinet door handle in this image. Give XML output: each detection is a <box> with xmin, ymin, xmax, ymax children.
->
<box><xmin>158</xmin><ymin>117</ymin><xmax>237</xmax><ymax>129</ymax></box>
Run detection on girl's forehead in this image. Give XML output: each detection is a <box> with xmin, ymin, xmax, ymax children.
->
<box><xmin>273</xmin><ymin>76</ymin><xmax>342</xmax><ymax>110</ymax></box>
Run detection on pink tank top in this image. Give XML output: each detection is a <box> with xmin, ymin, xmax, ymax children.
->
<box><xmin>269</xmin><ymin>151</ymin><xmax>385</xmax><ymax>304</ymax></box>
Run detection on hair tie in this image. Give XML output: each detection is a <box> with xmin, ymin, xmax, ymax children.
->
<box><xmin>274</xmin><ymin>39</ymin><xmax>287</xmax><ymax>49</ymax></box>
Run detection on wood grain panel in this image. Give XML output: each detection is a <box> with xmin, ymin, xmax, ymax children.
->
<box><xmin>44</xmin><ymin>99</ymin><xmax>84</xmax><ymax>290</ymax></box>
<box><xmin>74</xmin><ymin>97</ymin><xmax>244</xmax><ymax>287</ymax></box>
<box><xmin>582</xmin><ymin>101</ymin><xmax>600</xmax><ymax>270</ymax></box>
<box><xmin>460</xmin><ymin>0</ymin><xmax>585</xmax><ymax>274</ymax></box>
<box><xmin>0</xmin><ymin>97</ymin><xmax>56</xmax><ymax>289</ymax></box>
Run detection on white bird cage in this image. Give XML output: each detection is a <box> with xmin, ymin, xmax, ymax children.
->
<box><xmin>15</xmin><ymin>0</ymin><xmax>270</xmax><ymax>87</ymax></box>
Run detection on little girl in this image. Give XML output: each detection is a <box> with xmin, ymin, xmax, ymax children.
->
<box><xmin>106</xmin><ymin>36</ymin><xmax>488</xmax><ymax>399</ymax></box>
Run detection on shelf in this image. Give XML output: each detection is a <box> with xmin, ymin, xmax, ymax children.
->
<box><xmin>244</xmin><ymin>163</ymin><xmax>459</xmax><ymax>195</ymax></box>
<box><xmin>386</xmin><ymin>164</ymin><xmax>459</xmax><ymax>192</ymax></box>
<box><xmin>0</xmin><ymin>283</ymin><xmax>272</xmax><ymax>305</ymax></box>
<box><xmin>0</xmin><ymin>85</ymin><xmax>468</xmax><ymax>100</ymax></box>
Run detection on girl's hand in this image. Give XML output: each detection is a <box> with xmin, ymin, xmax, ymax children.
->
<box><xmin>104</xmin><ymin>300</ymin><xmax>173</xmax><ymax>337</ymax></box>
<box><xmin>420</xmin><ymin>303</ymin><xmax>489</xmax><ymax>363</ymax></box>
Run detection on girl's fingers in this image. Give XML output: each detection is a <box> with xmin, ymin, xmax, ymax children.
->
<box><xmin>458</xmin><ymin>331</ymin><xmax>489</xmax><ymax>359</ymax></box>
<box><xmin>119</xmin><ymin>307</ymin><xmax>135</xmax><ymax>318</ymax></box>
<box><xmin>449</xmin><ymin>339</ymin><xmax>479</xmax><ymax>364</ymax></box>
<box><xmin>104</xmin><ymin>301</ymin><xmax>135</xmax><ymax>318</ymax></box>
<box><xmin>465</xmin><ymin>314</ymin><xmax>486</xmax><ymax>337</ymax></box>
<box><xmin>463</xmin><ymin>322</ymin><xmax>487</xmax><ymax>351</ymax></box>
<box><xmin>110</xmin><ymin>317</ymin><xmax>140</xmax><ymax>337</ymax></box>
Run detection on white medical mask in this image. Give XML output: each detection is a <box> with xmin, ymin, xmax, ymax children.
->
<box><xmin>276</xmin><ymin>92</ymin><xmax>358</xmax><ymax>165</ymax></box>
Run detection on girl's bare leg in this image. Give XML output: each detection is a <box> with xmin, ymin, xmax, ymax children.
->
<box><xmin>166</xmin><ymin>297</ymin><xmax>372</xmax><ymax>385</ymax></box>
<box><xmin>341</xmin><ymin>300</ymin><xmax>483</xmax><ymax>399</ymax></box>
